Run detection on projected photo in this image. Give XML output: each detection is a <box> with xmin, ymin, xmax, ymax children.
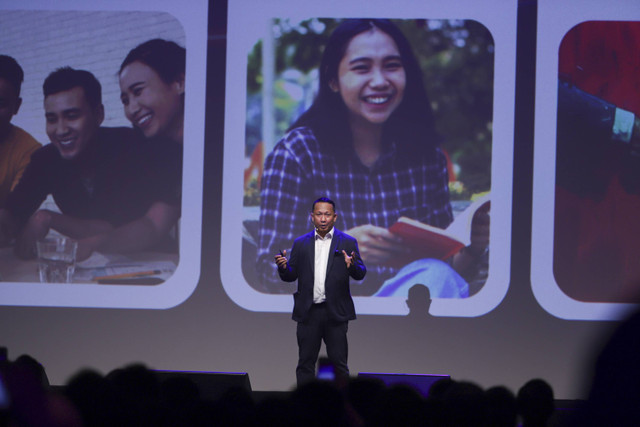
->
<box><xmin>0</xmin><ymin>4</ymin><xmax>206</xmax><ymax>308</ymax></box>
<box><xmin>240</xmin><ymin>19</ymin><xmax>493</xmax><ymax>300</ymax></box>
<box><xmin>553</xmin><ymin>21</ymin><xmax>640</xmax><ymax>304</ymax></box>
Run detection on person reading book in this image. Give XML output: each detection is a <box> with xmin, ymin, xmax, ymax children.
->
<box><xmin>258</xmin><ymin>19</ymin><xmax>489</xmax><ymax>298</ymax></box>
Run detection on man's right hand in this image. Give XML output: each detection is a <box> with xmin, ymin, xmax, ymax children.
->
<box><xmin>345</xmin><ymin>224</ymin><xmax>408</xmax><ymax>264</ymax></box>
<box><xmin>274</xmin><ymin>250</ymin><xmax>288</xmax><ymax>270</ymax></box>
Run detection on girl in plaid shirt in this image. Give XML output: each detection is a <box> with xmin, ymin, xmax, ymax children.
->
<box><xmin>258</xmin><ymin>19</ymin><xmax>489</xmax><ymax>298</ymax></box>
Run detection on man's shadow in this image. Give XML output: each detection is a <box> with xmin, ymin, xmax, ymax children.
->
<box><xmin>405</xmin><ymin>284</ymin><xmax>432</xmax><ymax>319</ymax></box>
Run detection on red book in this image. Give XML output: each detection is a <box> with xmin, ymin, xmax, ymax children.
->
<box><xmin>386</xmin><ymin>195</ymin><xmax>490</xmax><ymax>268</ymax></box>
<box><xmin>389</xmin><ymin>218</ymin><xmax>465</xmax><ymax>262</ymax></box>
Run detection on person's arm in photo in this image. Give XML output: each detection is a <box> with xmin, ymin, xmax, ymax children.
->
<box><xmin>75</xmin><ymin>201</ymin><xmax>179</xmax><ymax>260</ymax></box>
<box><xmin>423</xmin><ymin>148</ymin><xmax>489</xmax><ymax>277</ymax></box>
<box><xmin>556</xmin><ymin>79</ymin><xmax>640</xmax><ymax>157</ymax></box>
<box><xmin>344</xmin><ymin>224</ymin><xmax>407</xmax><ymax>265</ymax></box>
<box><xmin>14</xmin><ymin>207</ymin><xmax>127</xmax><ymax>259</ymax></box>
<box><xmin>366</xmin><ymin>147</ymin><xmax>453</xmax><ymax>267</ymax></box>
<box><xmin>25</xmin><ymin>210</ymin><xmax>113</xmax><ymax>239</ymax></box>
<box><xmin>556</xmin><ymin>79</ymin><xmax>640</xmax><ymax>194</ymax></box>
<box><xmin>13</xmin><ymin>209</ymin><xmax>113</xmax><ymax>259</ymax></box>
<box><xmin>557</xmin><ymin>79</ymin><xmax>639</xmax><ymax>145</ymax></box>
<box><xmin>451</xmin><ymin>201</ymin><xmax>490</xmax><ymax>275</ymax></box>
<box><xmin>5</xmin><ymin>149</ymin><xmax>54</xmax><ymax>257</ymax></box>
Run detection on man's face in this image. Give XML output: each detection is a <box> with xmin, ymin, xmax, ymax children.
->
<box><xmin>0</xmin><ymin>77</ymin><xmax>21</xmax><ymax>140</ymax></box>
<box><xmin>44</xmin><ymin>86</ymin><xmax>104</xmax><ymax>160</ymax></box>
<box><xmin>311</xmin><ymin>201</ymin><xmax>337</xmax><ymax>235</ymax></box>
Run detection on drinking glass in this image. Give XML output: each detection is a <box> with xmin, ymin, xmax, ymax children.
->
<box><xmin>36</xmin><ymin>237</ymin><xmax>78</xmax><ymax>283</ymax></box>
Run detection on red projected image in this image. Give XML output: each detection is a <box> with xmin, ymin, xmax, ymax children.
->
<box><xmin>554</xmin><ymin>21</ymin><xmax>640</xmax><ymax>304</ymax></box>
<box><xmin>241</xmin><ymin>18</ymin><xmax>494</xmax><ymax>302</ymax></box>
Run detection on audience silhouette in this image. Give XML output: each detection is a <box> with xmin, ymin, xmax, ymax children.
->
<box><xmin>486</xmin><ymin>385</ymin><xmax>518</xmax><ymax>427</ymax></box>
<box><xmin>1</xmin><ymin>343</ymin><xmax>637</xmax><ymax>427</ymax></box>
<box><xmin>517</xmin><ymin>378</ymin><xmax>555</xmax><ymax>427</ymax></box>
<box><xmin>571</xmin><ymin>307</ymin><xmax>640</xmax><ymax>426</ymax></box>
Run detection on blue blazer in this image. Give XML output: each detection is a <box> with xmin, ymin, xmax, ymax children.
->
<box><xmin>279</xmin><ymin>228</ymin><xmax>366</xmax><ymax>322</ymax></box>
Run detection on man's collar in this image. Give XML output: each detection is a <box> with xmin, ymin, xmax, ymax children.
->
<box><xmin>314</xmin><ymin>227</ymin><xmax>334</xmax><ymax>240</ymax></box>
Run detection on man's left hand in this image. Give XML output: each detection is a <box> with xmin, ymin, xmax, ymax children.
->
<box><xmin>342</xmin><ymin>250</ymin><xmax>356</xmax><ymax>269</ymax></box>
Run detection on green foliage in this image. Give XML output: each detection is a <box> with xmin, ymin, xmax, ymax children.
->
<box><xmin>244</xmin><ymin>177</ymin><xmax>261</xmax><ymax>206</ymax></box>
<box><xmin>247</xmin><ymin>41</ymin><xmax>262</xmax><ymax>94</ymax></box>
<box><xmin>400</xmin><ymin>19</ymin><xmax>494</xmax><ymax>197</ymax></box>
<box><xmin>273</xmin><ymin>18</ymin><xmax>338</xmax><ymax>74</ymax></box>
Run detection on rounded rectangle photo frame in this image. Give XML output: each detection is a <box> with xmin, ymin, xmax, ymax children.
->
<box><xmin>532</xmin><ymin>0</ymin><xmax>640</xmax><ymax>321</ymax></box>
<box><xmin>0</xmin><ymin>0</ymin><xmax>206</xmax><ymax>309</ymax></box>
<box><xmin>221</xmin><ymin>0</ymin><xmax>515</xmax><ymax>318</ymax></box>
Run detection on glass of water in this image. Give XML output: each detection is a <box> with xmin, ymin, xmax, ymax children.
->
<box><xmin>36</xmin><ymin>237</ymin><xmax>78</xmax><ymax>283</ymax></box>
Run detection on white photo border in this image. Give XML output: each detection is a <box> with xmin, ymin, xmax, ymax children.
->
<box><xmin>0</xmin><ymin>0</ymin><xmax>207</xmax><ymax>309</ymax></box>
<box><xmin>531</xmin><ymin>0</ymin><xmax>640</xmax><ymax>321</ymax></box>
<box><xmin>222</xmin><ymin>0</ymin><xmax>515</xmax><ymax>317</ymax></box>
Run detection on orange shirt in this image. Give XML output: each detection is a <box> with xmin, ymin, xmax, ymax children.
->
<box><xmin>0</xmin><ymin>125</ymin><xmax>41</xmax><ymax>207</ymax></box>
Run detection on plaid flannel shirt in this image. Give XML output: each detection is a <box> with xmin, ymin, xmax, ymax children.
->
<box><xmin>257</xmin><ymin>127</ymin><xmax>452</xmax><ymax>295</ymax></box>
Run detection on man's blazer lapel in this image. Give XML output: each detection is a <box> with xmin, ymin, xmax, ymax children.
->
<box><xmin>325</xmin><ymin>229</ymin><xmax>340</xmax><ymax>280</ymax></box>
<box><xmin>305</xmin><ymin>231</ymin><xmax>315</xmax><ymax>275</ymax></box>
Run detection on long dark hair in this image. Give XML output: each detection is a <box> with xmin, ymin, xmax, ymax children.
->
<box><xmin>289</xmin><ymin>19</ymin><xmax>441</xmax><ymax>159</ymax></box>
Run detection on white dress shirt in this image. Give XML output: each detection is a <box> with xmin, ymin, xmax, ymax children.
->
<box><xmin>313</xmin><ymin>228</ymin><xmax>333</xmax><ymax>303</ymax></box>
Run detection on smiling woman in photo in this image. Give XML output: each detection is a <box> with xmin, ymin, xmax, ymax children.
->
<box><xmin>68</xmin><ymin>39</ymin><xmax>190</xmax><ymax>260</ymax></box>
<box><xmin>119</xmin><ymin>39</ymin><xmax>186</xmax><ymax>145</ymax></box>
<box><xmin>258</xmin><ymin>19</ymin><xmax>489</xmax><ymax>297</ymax></box>
<box><xmin>66</xmin><ymin>39</ymin><xmax>187</xmax><ymax>260</ymax></box>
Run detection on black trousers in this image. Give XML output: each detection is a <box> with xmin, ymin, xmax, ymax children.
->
<box><xmin>296</xmin><ymin>302</ymin><xmax>349</xmax><ymax>385</ymax></box>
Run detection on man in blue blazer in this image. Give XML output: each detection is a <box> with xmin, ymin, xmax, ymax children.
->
<box><xmin>275</xmin><ymin>197</ymin><xmax>366</xmax><ymax>385</ymax></box>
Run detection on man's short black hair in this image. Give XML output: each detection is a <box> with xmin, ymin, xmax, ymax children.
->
<box><xmin>311</xmin><ymin>197</ymin><xmax>336</xmax><ymax>212</ymax></box>
<box><xmin>0</xmin><ymin>55</ymin><xmax>24</xmax><ymax>96</ymax></box>
<box><xmin>43</xmin><ymin>67</ymin><xmax>102</xmax><ymax>108</ymax></box>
